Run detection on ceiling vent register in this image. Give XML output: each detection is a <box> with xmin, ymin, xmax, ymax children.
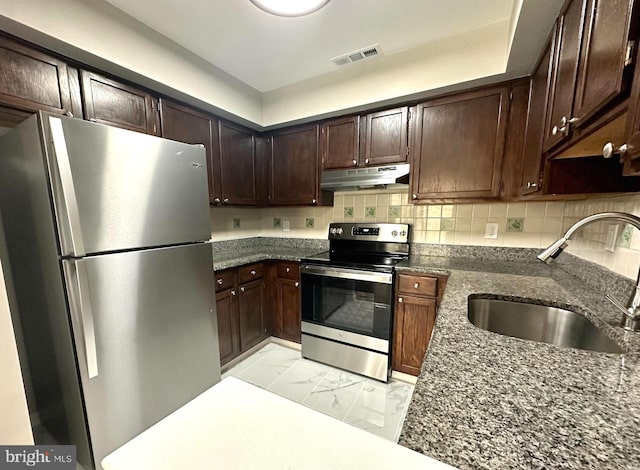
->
<box><xmin>331</xmin><ymin>44</ymin><xmax>382</xmax><ymax>66</ymax></box>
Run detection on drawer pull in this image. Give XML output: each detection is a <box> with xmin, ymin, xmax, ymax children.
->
<box><xmin>250</xmin><ymin>270</ymin><xmax>256</xmax><ymax>276</ymax></box>
<box><xmin>295</xmin><ymin>281</ymin><xmax>299</xmax><ymax>287</ymax></box>
<box><xmin>398</xmin><ymin>297</ymin><xmax>403</xmax><ymax>303</ymax></box>
<box><xmin>414</xmin><ymin>282</ymin><xmax>420</xmax><ymax>289</ymax></box>
<box><xmin>217</xmin><ymin>279</ymin><xmax>223</xmax><ymax>285</ymax></box>
<box><xmin>231</xmin><ymin>290</ymin><xmax>236</xmax><ymax>296</ymax></box>
<box><xmin>240</xmin><ymin>286</ymin><xmax>245</xmax><ymax>293</ymax></box>
<box><xmin>286</xmin><ymin>267</ymin><xmax>290</xmax><ymax>273</ymax></box>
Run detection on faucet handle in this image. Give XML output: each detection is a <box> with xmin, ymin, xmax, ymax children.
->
<box><xmin>606</xmin><ymin>294</ymin><xmax>640</xmax><ymax>331</ymax></box>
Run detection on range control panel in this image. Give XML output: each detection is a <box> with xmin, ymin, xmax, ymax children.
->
<box><xmin>328</xmin><ymin>223</ymin><xmax>409</xmax><ymax>243</ymax></box>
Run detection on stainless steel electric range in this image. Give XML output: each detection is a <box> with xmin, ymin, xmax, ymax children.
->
<box><xmin>300</xmin><ymin>222</ymin><xmax>410</xmax><ymax>382</ymax></box>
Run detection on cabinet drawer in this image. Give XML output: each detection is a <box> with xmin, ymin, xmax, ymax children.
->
<box><xmin>277</xmin><ymin>261</ymin><xmax>300</xmax><ymax>279</ymax></box>
<box><xmin>238</xmin><ymin>263</ymin><xmax>263</xmax><ymax>283</ymax></box>
<box><xmin>214</xmin><ymin>269</ymin><xmax>236</xmax><ymax>292</ymax></box>
<box><xmin>397</xmin><ymin>274</ymin><xmax>437</xmax><ymax>297</ymax></box>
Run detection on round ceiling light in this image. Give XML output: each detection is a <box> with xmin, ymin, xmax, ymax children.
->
<box><xmin>250</xmin><ymin>0</ymin><xmax>331</xmax><ymax>17</ymax></box>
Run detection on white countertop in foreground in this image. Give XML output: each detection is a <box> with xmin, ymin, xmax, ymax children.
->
<box><xmin>102</xmin><ymin>377</ymin><xmax>454</xmax><ymax>470</ymax></box>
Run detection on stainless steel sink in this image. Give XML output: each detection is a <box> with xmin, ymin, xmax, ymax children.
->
<box><xmin>467</xmin><ymin>297</ymin><xmax>624</xmax><ymax>354</ymax></box>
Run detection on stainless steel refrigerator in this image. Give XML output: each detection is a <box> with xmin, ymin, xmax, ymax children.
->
<box><xmin>0</xmin><ymin>112</ymin><xmax>221</xmax><ymax>469</ymax></box>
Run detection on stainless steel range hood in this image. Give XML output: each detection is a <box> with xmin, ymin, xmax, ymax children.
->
<box><xmin>320</xmin><ymin>164</ymin><xmax>410</xmax><ymax>191</ymax></box>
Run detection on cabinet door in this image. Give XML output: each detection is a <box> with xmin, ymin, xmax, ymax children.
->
<box><xmin>542</xmin><ymin>0</ymin><xmax>586</xmax><ymax>151</ymax></box>
<box><xmin>80</xmin><ymin>70</ymin><xmax>159</xmax><ymax>135</ymax></box>
<box><xmin>392</xmin><ymin>295</ymin><xmax>436</xmax><ymax>376</ymax></box>
<box><xmin>410</xmin><ymin>86</ymin><xmax>509</xmax><ymax>201</ymax></box>
<box><xmin>573</xmin><ymin>0</ymin><xmax>636</xmax><ymax>127</ymax></box>
<box><xmin>238</xmin><ymin>279</ymin><xmax>265</xmax><ymax>350</ymax></box>
<box><xmin>159</xmin><ymin>99</ymin><xmax>218</xmax><ymax>204</ymax></box>
<box><xmin>278</xmin><ymin>278</ymin><xmax>301</xmax><ymax>343</ymax></box>
<box><xmin>216</xmin><ymin>287</ymin><xmax>239</xmax><ymax>365</ymax></box>
<box><xmin>0</xmin><ymin>35</ymin><xmax>73</xmax><ymax>116</ymax></box>
<box><xmin>519</xmin><ymin>46</ymin><xmax>552</xmax><ymax>195</ymax></box>
<box><xmin>270</xmin><ymin>125</ymin><xmax>320</xmax><ymax>205</ymax></box>
<box><xmin>321</xmin><ymin>116</ymin><xmax>359</xmax><ymax>170</ymax></box>
<box><xmin>362</xmin><ymin>106</ymin><xmax>409</xmax><ymax>166</ymax></box>
<box><xmin>218</xmin><ymin>121</ymin><xmax>256</xmax><ymax>205</ymax></box>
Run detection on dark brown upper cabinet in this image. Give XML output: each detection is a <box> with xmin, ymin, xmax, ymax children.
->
<box><xmin>543</xmin><ymin>0</ymin><xmax>586</xmax><ymax>151</ymax></box>
<box><xmin>80</xmin><ymin>70</ymin><xmax>160</xmax><ymax>135</ymax></box>
<box><xmin>159</xmin><ymin>99</ymin><xmax>218</xmax><ymax>204</ymax></box>
<box><xmin>0</xmin><ymin>35</ymin><xmax>75</xmax><ymax>118</ymax></box>
<box><xmin>410</xmin><ymin>86</ymin><xmax>509</xmax><ymax>202</ymax></box>
<box><xmin>218</xmin><ymin>121</ymin><xmax>257</xmax><ymax>206</ymax></box>
<box><xmin>321</xmin><ymin>115</ymin><xmax>359</xmax><ymax>170</ymax></box>
<box><xmin>269</xmin><ymin>124</ymin><xmax>332</xmax><ymax>206</ymax></box>
<box><xmin>572</xmin><ymin>0</ymin><xmax>637</xmax><ymax>129</ymax></box>
<box><xmin>503</xmin><ymin>51</ymin><xmax>552</xmax><ymax>199</ymax></box>
<box><xmin>621</xmin><ymin>44</ymin><xmax>640</xmax><ymax>175</ymax></box>
<box><xmin>361</xmin><ymin>106</ymin><xmax>409</xmax><ymax>166</ymax></box>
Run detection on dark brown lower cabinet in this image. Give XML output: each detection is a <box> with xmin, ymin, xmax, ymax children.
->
<box><xmin>238</xmin><ymin>279</ymin><xmax>265</xmax><ymax>350</ymax></box>
<box><xmin>215</xmin><ymin>264</ymin><xmax>267</xmax><ymax>366</ymax></box>
<box><xmin>278</xmin><ymin>278</ymin><xmax>301</xmax><ymax>343</ymax></box>
<box><xmin>392</xmin><ymin>273</ymin><xmax>447</xmax><ymax>376</ymax></box>
<box><xmin>265</xmin><ymin>261</ymin><xmax>301</xmax><ymax>343</ymax></box>
<box><xmin>392</xmin><ymin>296</ymin><xmax>436</xmax><ymax>376</ymax></box>
<box><xmin>216</xmin><ymin>286</ymin><xmax>239</xmax><ymax>365</ymax></box>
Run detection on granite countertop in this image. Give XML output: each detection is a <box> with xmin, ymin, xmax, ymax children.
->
<box><xmin>396</xmin><ymin>255</ymin><xmax>640</xmax><ymax>469</ymax></box>
<box><xmin>210</xmin><ymin>237</ymin><xmax>329</xmax><ymax>271</ymax></box>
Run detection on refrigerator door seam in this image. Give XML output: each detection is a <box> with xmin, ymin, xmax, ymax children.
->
<box><xmin>49</xmin><ymin>116</ymin><xmax>86</xmax><ymax>257</ymax></box>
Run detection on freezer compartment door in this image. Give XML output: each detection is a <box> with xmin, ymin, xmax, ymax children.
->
<box><xmin>62</xmin><ymin>243</ymin><xmax>220</xmax><ymax>469</ymax></box>
<box><xmin>45</xmin><ymin>114</ymin><xmax>211</xmax><ymax>256</ymax></box>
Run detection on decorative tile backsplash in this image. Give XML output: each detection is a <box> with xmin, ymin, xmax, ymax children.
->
<box><xmin>210</xmin><ymin>191</ymin><xmax>640</xmax><ymax>280</ymax></box>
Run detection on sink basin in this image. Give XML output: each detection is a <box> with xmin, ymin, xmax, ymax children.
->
<box><xmin>467</xmin><ymin>296</ymin><xmax>624</xmax><ymax>354</ymax></box>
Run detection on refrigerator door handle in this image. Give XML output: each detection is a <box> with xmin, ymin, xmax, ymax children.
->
<box><xmin>49</xmin><ymin>116</ymin><xmax>86</xmax><ymax>257</ymax></box>
<box><xmin>66</xmin><ymin>259</ymin><xmax>99</xmax><ymax>378</ymax></box>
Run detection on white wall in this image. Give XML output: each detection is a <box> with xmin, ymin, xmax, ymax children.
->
<box><xmin>0</xmin><ymin>0</ymin><xmax>262</xmax><ymax>126</ymax></box>
<box><xmin>0</xmin><ymin>255</ymin><xmax>33</xmax><ymax>444</ymax></box>
<box><xmin>261</xmin><ymin>21</ymin><xmax>510</xmax><ymax>126</ymax></box>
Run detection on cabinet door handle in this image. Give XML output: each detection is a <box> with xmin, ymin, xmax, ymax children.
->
<box><xmin>217</xmin><ymin>278</ymin><xmax>223</xmax><ymax>285</ymax></box>
<box><xmin>231</xmin><ymin>290</ymin><xmax>236</xmax><ymax>296</ymax></box>
<box><xmin>365</xmin><ymin>158</ymin><xmax>370</xmax><ymax>164</ymax></box>
<box><xmin>286</xmin><ymin>267</ymin><xmax>290</xmax><ymax>273</ymax></box>
<box><xmin>603</xmin><ymin>142</ymin><xmax>628</xmax><ymax>159</ymax></box>
<box><xmin>526</xmin><ymin>182</ymin><xmax>539</xmax><ymax>189</ymax></box>
<box><xmin>414</xmin><ymin>282</ymin><xmax>420</xmax><ymax>289</ymax></box>
<box><xmin>65</xmin><ymin>111</ymin><xmax>74</xmax><ymax>117</ymax></box>
<box><xmin>312</xmin><ymin>199</ymin><xmax>317</xmax><ymax>205</ymax></box>
<box><xmin>223</xmin><ymin>198</ymin><xmax>229</xmax><ymax>204</ymax></box>
<box><xmin>294</xmin><ymin>282</ymin><xmax>299</xmax><ymax>287</ymax></box>
<box><xmin>250</xmin><ymin>270</ymin><xmax>256</xmax><ymax>276</ymax></box>
<box><xmin>352</xmin><ymin>159</ymin><xmax>358</xmax><ymax>166</ymax></box>
<box><xmin>412</xmin><ymin>194</ymin><xmax>417</xmax><ymax>200</ymax></box>
<box><xmin>240</xmin><ymin>286</ymin><xmax>245</xmax><ymax>293</ymax></box>
<box><xmin>213</xmin><ymin>198</ymin><xmax>221</xmax><ymax>204</ymax></box>
<box><xmin>398</xmin><ymin>297</ymin><xmax>403</xmax><ymax>303</ymax></box>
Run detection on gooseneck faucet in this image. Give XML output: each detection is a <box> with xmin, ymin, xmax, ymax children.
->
<box><xmin>537</xmin><ymin>212</ymin><xmax>640</xmax><ymax>332</ymax></box>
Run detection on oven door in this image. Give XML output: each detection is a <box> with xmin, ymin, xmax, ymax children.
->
<box><xmin>300</xmin><ymin>264</ymin><xmax>393</xmax><ymax>341</ymax></box>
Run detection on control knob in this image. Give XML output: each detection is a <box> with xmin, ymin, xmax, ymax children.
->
<box><xmin>391</xmin><ymin>230</ymin><xmax>398</xmax><ymax>237</ymax></box>
<box><xmin>399</xmin><ymin>230</ymin><xmax>407</xmax><ymax>237</ymax></box>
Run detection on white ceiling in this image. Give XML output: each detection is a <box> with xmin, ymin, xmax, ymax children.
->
<box><xmin>103</xmin><ymin>0</ymin><xmax>519</xmax><ymax>93</ymax></box>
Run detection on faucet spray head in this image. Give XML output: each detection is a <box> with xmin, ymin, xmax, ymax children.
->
<box><xmin>537</xmin><ymin>237</ymin><xmax>568</xmax><ymax>263</ymax></box>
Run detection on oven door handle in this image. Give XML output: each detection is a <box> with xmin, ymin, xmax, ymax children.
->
<box><xmin>301</xmin><ymin>265</ymin><xmax>393</xmax><ymax>284</ymax></box>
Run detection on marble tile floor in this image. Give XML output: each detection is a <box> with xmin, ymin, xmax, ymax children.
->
<box><xmin>222</xmin><ymin>343</ymin><xmax>415</xmax><ymax>442</ymax></box>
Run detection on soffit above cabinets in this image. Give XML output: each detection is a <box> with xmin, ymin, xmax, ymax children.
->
<box><xmin>102</xmin><ymin>0</ymin><xmax>560</xmax><ymax>94</ymax></box>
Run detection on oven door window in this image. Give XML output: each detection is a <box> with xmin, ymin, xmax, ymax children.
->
<box><xmin>301</xmin><ymin>274</ymin><xmax>392</xmax><ymax>340</ymax></box>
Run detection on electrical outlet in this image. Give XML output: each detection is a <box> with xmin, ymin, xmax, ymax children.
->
<box><xmin>485</xmin><ymin>223</ymin><xmax>499</xmax><ymax>239</ymax></box>
<box><xmin>283</xmin><ymin>220</ymin><xmax>290</xmax><ymax>232</ymax></box>
<box><xmin>605</xmin><ymin>224</ymin><xmax>618</xmax><ymax>252</ymax></box>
